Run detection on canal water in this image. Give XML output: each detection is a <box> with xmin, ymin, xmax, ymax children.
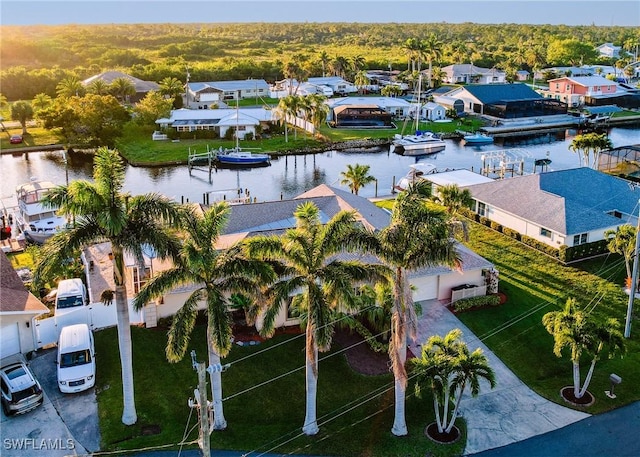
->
<box><xmin>2</xmin><ymin>126</ymin><xmax>640</xmax><ymax>206</ymax></box>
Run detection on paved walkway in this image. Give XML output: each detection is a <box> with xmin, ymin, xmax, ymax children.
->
<box><xmin>408</xmin><ymin>301</ymin><xmax>590</xmax><ymax>456</ymax></box>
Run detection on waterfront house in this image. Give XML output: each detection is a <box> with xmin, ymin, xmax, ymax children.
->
<box><xmin>81</xmin><ymin>70</ymin><xmax>160</xmax><ymax>103</ymax></box>
<box><xmin>440</xmin><ymin>64</ymin><xmax>506</xmax><ymax>85</ymax></box>
<box><xmin>76</xmin><ymin>186</ymin><xmax>494</xmax><ymax>332</ymax></box>
<box><xmin>542</xmin><ymin>75</ymin><xmax>620</xmax><ymax>107</ymax></box>
<box><xmin>436</xmin><ymin>83</ymin><xmax>566</xmax><ymax>118</ymax></box>
<box><xmin>465</xmin><ymin>167</ymin><xmax>640</xmax><ymax>251</ymax></box>
<box><xmin>157</xmin><ymin>107</ymin><xmax>274</xmax><ymax>138</ymax></box>
<box><xmin>186</xmin><ymin>79</ymin><xmax>270</xmax><ymax>108</ymax></box>
<box><xmin>325</xmin><ymin>96</ymin><xmax>412</xmax><ymax>121</ymax></box>
<box><xmin>0</xmin><ymin>251</ymin><xmax>49</xmax><ymax>358</ymax></box>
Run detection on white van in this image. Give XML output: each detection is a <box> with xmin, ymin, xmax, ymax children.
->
<box><xmin>57</xmin><ymin>324</ymin><xmax>95</xmax><ymax>393</ymax></box>
<box><xmin>55</xmin><ymin>278</ymin><xmax>88</xmax><ymax>316</ymax></box>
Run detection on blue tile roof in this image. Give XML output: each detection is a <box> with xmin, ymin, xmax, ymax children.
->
<box><xmin>467</xmin><ymin>167</ymin><xmax>640</xmax><ymax>235</ymax></box>
<box><xmin>462</xmin><ymin>83</ymin><xmax>542</xmax><ymax>104</ymax></box>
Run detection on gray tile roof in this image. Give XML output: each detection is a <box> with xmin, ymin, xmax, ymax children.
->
<box><xmin>461</xmin><ymin>83</ymin><xmax>542</xmax><ymax>104</ymax></box>
<box><xmin>223</xmin><ymin>185</ymin><xmax>391</xmax><ymax>236</ymax></box>
<box><xmin>466</xmin><ymin>167</ymin><xmax>640</xmax><ymax>235</ymax></box>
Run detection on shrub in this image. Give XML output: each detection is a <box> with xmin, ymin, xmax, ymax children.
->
<box><xmin>479</xmin><ymin>216</ymin><xmax>491</xmax><ymax>227</ymax></box>
<box><xmin>502</xmin><ymin>227</ymin><xmax>521</xmax><ymax>240</ymax></box>
<box><xmin>490</xmin><ymin>221</ymin><xmax>503</xmax><ymax>232</ymax></box>
<box><xmin>452</xmin><ymin>294</ymin><xmax>501</xmax><ymax>312</ymax></box>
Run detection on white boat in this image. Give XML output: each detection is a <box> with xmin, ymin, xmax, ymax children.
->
<box><xmin>216</xmin><ymin>147</ymin><xmax>271</xmax><ymax>165</ymax></box>
<box><xmin>14</xmin><ymin>180</ymin><xmax>67</xmax><ymax>244</ymax></box>
<box><xmin>392</xmin><ymin>74</ymin><xmax>447</xmax><ymax>156</ymax></box>
<box><xmin>393</xmin><ymin>131</ymin><xmax>447</xmax><ymax>155</ymax></box>
<box><xmin>394</xmin><ymin>163</ymin><xmax>438</xmax><ymax>192</ymax></box>
<box><xmin>463</xmin><ymin>132</ymin><xmax>494</xmax><ymax>145</ymax></box>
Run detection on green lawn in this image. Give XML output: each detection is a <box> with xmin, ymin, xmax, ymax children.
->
<box><xmin>0</xmin><ymin>126</ymin><xmax>61</xmax><ymax>150</ymax></box>
<box><xmin>95</xmin><ymin>325</ymin><xmax>465</xmax><ymax>456</ymax></box>
<box><xmin>459</xmin><ymin>221</ymin><xmax>639</xmax><ymax>414</ymax></box>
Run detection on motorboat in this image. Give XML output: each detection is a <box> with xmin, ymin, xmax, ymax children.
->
<box><xmin>463</xmin><ymin>132</ymin><xmax>494</xmax><ymax>145</ymax></box>
<box><xmin>394</xmin><ymin>163</ymin><xmax>438</xmax><ymax>192</ymax></box>
<box><xmin>392</xmin><ymin>131</ymin><xmax>447</xmax><ymax>155</ymax></box>
<box><xmin>14</xmin><ymin>179</ymin><xmax>67</xmax><ymax>244</ymax></box>
<box><xmin>215</xmin><ymin>147</ymin><xmax>271</xmax><ymax>165</ymax></box>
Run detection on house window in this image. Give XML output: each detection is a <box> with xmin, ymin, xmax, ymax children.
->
<box><xmin>285</xmin><ymin>296</ymin><xmax>298</xmax><ymax>321</ymax></box>
<box><xmin>477</xmin><ymin>202</ymin><xmax>486</xmax><ymax>217</ymax></box>
<box><xmin>566</xmin><ymin>84</ymin><xmax>570</xmax><ymax>91</ymax></box>
<box><xmin>608</xmin><ymin>210</ymin><xmax>622</xmax><ymax>219</ymax></box>
<box><xmin>555</xmin><ymin>83</ymin><xmax>560</xmax><ymax>90</ymax></box>
<box><xmin>132</xmin><ymin>266</ymin><xmax>151</xmax><ymax>294</ymax></box>
<box><xmin>573</xmin><ymin>233</ymin><xmax>588</xmax><ymax>245</ymax></box>
<box><xmin>540</xmin><ymin>228</ymin><xmax>552</xmax><ymax>238</ymax></box>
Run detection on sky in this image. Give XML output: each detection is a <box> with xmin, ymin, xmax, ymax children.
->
<box><xmin>1</xmin><ymin>0</ymin><xmax>639</xmax><ymax>26</ymax></box>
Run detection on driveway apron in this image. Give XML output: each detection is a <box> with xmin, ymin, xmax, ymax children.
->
<box><xmin>409</xmin><ymin>301</ymin><xmax>590</xmax><ymax>455</ymax></box>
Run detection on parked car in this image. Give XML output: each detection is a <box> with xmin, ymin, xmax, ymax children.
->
<box><xmin>57</xmin><ymin>324</ymin><xmax>96</xmax><ymax>393</ymax></box>
<box><xmin>55</xmin><ymin>278</ymin><xmax>88</xmax><ymax>317</ymax></box>
<box><xmin>0</xmin><ymin>355</ymin><xmax>44</xmax><ymax>416</ymax></box>
<box><xmin>9</xmin><ymin>134</ymin><xmax>23</xmax><ymax>144</ymax></box>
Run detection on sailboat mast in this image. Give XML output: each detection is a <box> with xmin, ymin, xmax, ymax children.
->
<box><xmin>415</xmin><ymin>74</ymin><xmax>422</xmax><ymax>133</ymax></box>
<box><xmin>235</xmin><ymin>90</ymin><xmax>240</xmax><ymax>150</ymax></box>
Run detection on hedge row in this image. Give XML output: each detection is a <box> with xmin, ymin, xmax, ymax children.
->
<box><xmin>452</xmin><ymin>294</ymin><xmax>501</xmax><ymax>312</ymax></box>
<box><xmin>458</xmin><ymin>208</ymin><xmax>609</xmax><ymax>262</ymax></box>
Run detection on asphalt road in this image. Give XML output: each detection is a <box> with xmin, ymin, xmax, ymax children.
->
<box><xmin>468</xmin><ymin>401</ymin><xmax>640</xmax><ymax>457</ymax></box>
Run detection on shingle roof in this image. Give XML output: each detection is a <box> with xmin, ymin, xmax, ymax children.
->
<box><xmin>222</xmin><ymin>185</ymin><xmax>391</xmax><ymax>236</ymax></box>
<box><xmin>0</xmin><ymin>251</ymin><xmax>49</xmax><ymax>314</ymax></box>
<box><xmin>466</xmin><ymin>167</ymin><xmax>640</xmax><ymax>235</ymax></box>
<box><xmin>188</xmin><ymin>80</ymin><xmax>269</xmax><ymax>93</ymax></box>
<box><xmin>461</xmin><ymin>83</ymin><xmax>542</xmax><ymax>104</ymax></box>
<box><xmin>82</xmin><ymin>71</ymin><xmax>159</xmax><ymax>92</ymax></box>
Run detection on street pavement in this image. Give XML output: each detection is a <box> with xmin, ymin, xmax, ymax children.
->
<box><xmin>469</xmin><ymin>400</ymin><xmax>640</xmax><ymax>457</ymax></box>
<box><xmin>409</xmin><ymin>301</ymin><xmax>590</xmax><ymax>455</ymax></box>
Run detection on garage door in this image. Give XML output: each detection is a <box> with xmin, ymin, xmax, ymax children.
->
<box><xmin>1</xmin><ymin>323</ymin><xmax>21</xmax><ymax>359</ymax></box>
<box><xmin>411</xmin><ymin>275</ymin><xmax>439</xmax><ymax>302</ymax></box>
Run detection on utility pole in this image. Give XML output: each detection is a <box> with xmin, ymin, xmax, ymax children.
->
<box><xmin>625</xmin><ymin>200</ymin><xmax>640</xmax><ymax>338</ymax></box>
<box><xmin>190</xmin><ymin>350</ymin><xmax>211</xmax><ymax>457</ymax></box>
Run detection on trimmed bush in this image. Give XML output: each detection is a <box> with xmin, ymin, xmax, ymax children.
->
<box><xmin>452</xmin><ymin>294</ymin><xmax>501</xmax><ymax>312</ymax></box>
<box><xmin>502</xmin><ymin>227</ymin><xmax>521</xmax><ymax>240</ymax></box>
<box><xmin>490</xmin><ymin>221</ymin><xmax>503</xmax><ymax>232</ymax></box>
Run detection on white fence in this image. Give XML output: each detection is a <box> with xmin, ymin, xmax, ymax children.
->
<box><xmin>450</xmin><ymin>284</ymin><xmax>487</xmax><ymax>304</ymax></box>
<box><xmin>35</xmin><ymin>300</ymin><xmax>145</xmax><ymax>349</ymax></box>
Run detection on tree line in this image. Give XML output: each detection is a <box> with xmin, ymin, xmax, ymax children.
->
<box><xmin>2</xmin><ymin>22</ymin><xmax>638</xmax><ymax>100</ymax></box>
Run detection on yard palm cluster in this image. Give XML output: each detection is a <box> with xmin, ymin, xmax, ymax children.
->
<box><xmin>33</xmin><ymin>147</ymin><xmax>480</xmax><ymax>440</ymax></box>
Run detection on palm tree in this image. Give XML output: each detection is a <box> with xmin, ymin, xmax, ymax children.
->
<box><xmin>305</xmin><ymin>93</ymin><xmax>329</xmax><ymax>133</ymax></box>
<box><xmin>33</xmin><ymin>147</ymin><xmax>185</xmax><ymax>425</ymax></box>
<box><xmin>340</xmin><ymin>163</ymin><xmax>376</xmax><ymax>196</ymax></box>
<box><xmin>431</xmin><ymin>184</ymin><xmax>474</xmax><ymax>240</ymax></box>
<box><xmin>274</xmin><ymin>95</ymin><xmax>302</xmax><ymax>142</ymax></box>
<box><xmin>318</xmin><ymin>51</ymin><xmax>330</xmax><ymax>77</ymax></box>
<box><xmin>401</xmin><ymin>38</ymin><xmax>420</xmax><ymax>72</ymax></box>
<box><xmin>32</xmin><ymin>93</ymin><xmax>53</xmax><ymax>114</ymax></box>
<box><xmin>377</xmin><ymin>181</ymin><xmax>460</xmax><ymax>436</ymax></box>
<box><xmin>10</xmin><ymin>101</ymin><xmax>34</xmax><ymax>135</ymax></box>
<box><xmin>133</xmin><ymin>202</ymin><xmax>275</xmax><ymax>430</ymax></box>
<box><xmin>159</xmin><ymin>77</ymin><xmax>184</xmax><ymax>99</ymax></box>
<box><xmin>244</xmin><ymin>201</ymin><xmax>390</xmax><ymax>435</ymax></box>
<box><xmin>110</xmin><ymin>77</ymin><xmax>136</xmax><ymax>104</ymax></box>
<box><xmin>411</xmin><ymin>329</ymin><xmax>496</xmax><ymax>434</ymax></box>
<box><xmin>604</xmin><ymin>225</ymin><xmax>636</xmax><ymax>280</ymax></box>
<box><xmin>542</xmin><ymin>298</ymin><xmax>626</xmax><ymax>400</ymax></box>
<box><xmin>569</xmin><ymin>133</ymin><xmax>613</xmax><ymax>169</ymax></box>
<box><xmin>87</xmin><ymin>79</ymin><xmax>111</xmax><ymax>96</ymax></box>
<box><xmin>422</xmin><ymin>34</ymin><xmax>443</xmax><ymax>89</ymax></box>
<box><xmin>354</xmin><ymin>70</ymin><xmax>370</xmax><ymax>95</ymax></box>
<box><xmin>56</xmin><ymin>76</ymin><xmax>85</xmax><ymax>98</ymax></box>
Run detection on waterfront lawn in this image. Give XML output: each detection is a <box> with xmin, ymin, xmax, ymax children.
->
<box><xmin>459</xmin><ymin>221</ymin><xmax>639</xmax><ymax>414</ymax></box>
<box><xmin>115</xmin><ymin>124</ymin><xmax>324</xmax><ymax>164</ymax></box>
<box><xmin>0</xmin><ymin>126</ymin><xmax>61</xmax><ymax>150</ymax></box>
<box><xmin>95</xmin><ymin>325</ymin><xmax>465</xmax><ymax>457</ymax></box>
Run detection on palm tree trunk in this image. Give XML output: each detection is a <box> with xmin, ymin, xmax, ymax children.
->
<box><xmin>445</xmin><ymin>384</ymin><xmax>464</xmax><ymax>433</ymax></box>
<box><xmin>207</xmin><ymin>331</ymin><xmax>227</xmax><ymax>430</ymax></box>
<box><xmin>578</xmin><ymin>358</ymin><xmax>598</xmax><ymax>399</ymax></box>
<box><xmin>434</xmin><ymin>396</ymin><xmax>444</xmax><ymax>433</ymax></box>
<box><xmin>572</xmin><ymin>361</ymin><xmax>582</xmax><ymax>399</ymax></box>
<box><xmin>113</xmin><ymin>248</ymin><xmax>137</xmax><ymax>425</ymax></box>
<box><xmin>391</xmin><ymin>268</ymin><xmax>408</xmax><ymax>436</ymax></box>
<box><xmin>302</xmin><ymin>326</ymin><xmax>319</xmax><ymax>435</ymax></box>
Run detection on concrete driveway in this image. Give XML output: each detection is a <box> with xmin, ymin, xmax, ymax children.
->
<box><xmin>0</xmin><ymin>349</ymin><xmax>100</xmax><ymax>456</ymax></box>
<box><xmin>409</xmin><ymin>301</ymin><xmax>590</xmax><ymax>455</ymax></box>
